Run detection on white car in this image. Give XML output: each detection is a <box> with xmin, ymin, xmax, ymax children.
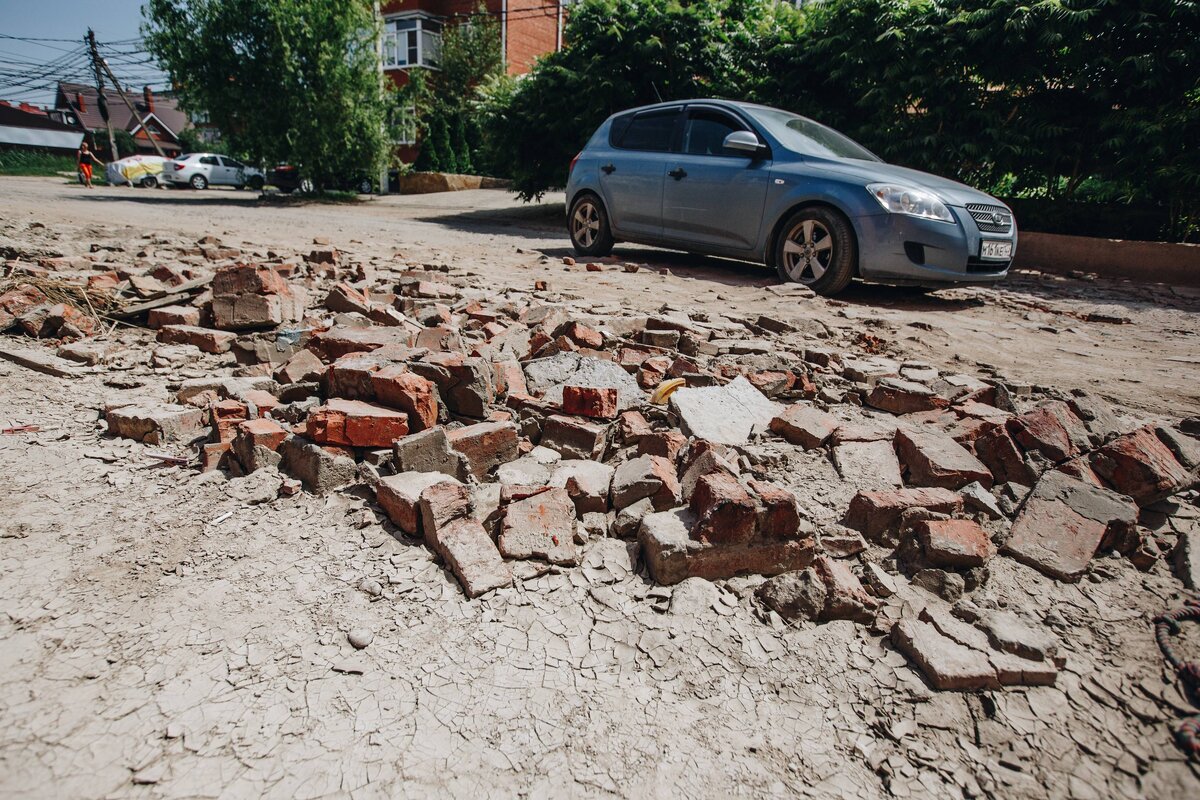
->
<box><xmin>163</xmin><ymin>153</ymin><xmax>265</xmax><ymax>190</ymax></box>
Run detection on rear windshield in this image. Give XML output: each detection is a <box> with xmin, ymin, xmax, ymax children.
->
<box><xmin>744</xmin><ymin>107</ymin><xmax>880</xmax><ymax>162</ymax></box>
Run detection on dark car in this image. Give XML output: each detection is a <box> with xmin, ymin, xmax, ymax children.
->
<box><xmin>268</xmin><ymin>165</ymin><xmax>374</xmax><ymax>195</ymax></box>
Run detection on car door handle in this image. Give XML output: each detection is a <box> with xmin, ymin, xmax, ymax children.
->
<box><xmin>668</xmin><ymin>168</ymin><xmax>687</xmax><ymax>180</ymax></box>
<box><xmin>601</xmin><ymin>164</ymin><xmax>616</xmax><ymax>175</ymax></box>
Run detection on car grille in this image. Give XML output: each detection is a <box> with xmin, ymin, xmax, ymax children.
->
<box><xmin>966</xmin><ymin>203</ymin><xmax>1014</xmax><ymax>234</ymax></box>
<box><xmin>966</xmin><ymin>257</ymin><xmax>1010</xmax><ymax>274</ymax></box>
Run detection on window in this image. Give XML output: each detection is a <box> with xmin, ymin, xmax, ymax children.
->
<box><xmin>382</xmin><ymin>15</ymin><xmax>442</xmax><ymax>69</ymax></box>
<box><xmin>220</xmin><ymin>157</ymin><xmax>244</xmax><ymax>169</ymax></box>
<box><xmin>393</xmin><ymin>104</ymin><xmax>417</xmax><ymax>146</ymax></box>
<box><xmin>616</xmin><ymin>111</ymin><xmax>678</xmax><ymax>152</ymax></box>
<box><xmin>200</xmin><ymin>156</ymin><xmax>219</xmax><ymax>166</ymax></box>
<box><xmin>743</xmin><ymin>106</ymin><xmax>879</xmax><ymax>162</ymax></box>
<box><xmin>682</xmin><ymin>109</ymin><xmax>744</xmax><ymax>156</ymax></box>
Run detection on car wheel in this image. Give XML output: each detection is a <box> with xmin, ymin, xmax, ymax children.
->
<box><xmin>298</xmin><ymin>178</ymin><xmax>315</xmax><ymax>194</ymax></box>
<box><xmin>141</xmin><ymin>176</ymin><xmax>158</xmax><ymax>188</ymax></box>
<box><xmin>190</xmin><ymin>174</ymin><xmax>208</xmax><ymax>190</ymax></box>
<box><xmin>775</xmin><ymin>206</ymin><xmax>856</xmax><ymax>296</ymax></box>
<box><xmin>357</xmin><ymin>178</ymin><xmax>373</xmax><ymax>194</ymax></box>
<box><xmin>569</xmin><ymin>193</ymin><xmax>614</xmax><ymax>257</ymax></box>
<box><xmin>248</xmin><ymin>176</ymin><xmax>265</xmax><ymax>191</ymax></box>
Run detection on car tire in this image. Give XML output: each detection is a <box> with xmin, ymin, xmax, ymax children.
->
<box><xmin>190</xmin><ymin>174</ymin><xmax>208</xmax><ymax>190</ymax></box>
<box><xmin>774</xmin><ymin>206</ymin><xmax>856</xmax><ymax>296</ymax></box>
<box><xmin>357</xmin><ymin>178</ymin><xmax>373</xmax><ymax>194</ymax></box>
<box><xmin>298</xmin><ymin>178</ymin><xmax>315</xmax><ymax>195</ymax></box>
<box><xmin>568</xmin><ymin>193</ymin><xmax>614</xmax><ymax>257</ymax></box>
<box><xmin>248</xmin><ymin>176</ymin><xmax>265</xmax><ymax>191</ymax></box>
<box><xmin>141</xmin><ymin>176</ymin><xmax>158</xmax><ymax>188</ymax></box>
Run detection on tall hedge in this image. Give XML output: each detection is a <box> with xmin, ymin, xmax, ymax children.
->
<box><xmin>491</xmin><ymin>0</ymin><xmax>1200</xmax><ymax>237</ymax></box>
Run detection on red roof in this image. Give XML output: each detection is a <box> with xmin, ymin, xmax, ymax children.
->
<box><xmin>54</xmin><ymin>81</ymin><xmax>188</xmax><ymax>140</ymax></box>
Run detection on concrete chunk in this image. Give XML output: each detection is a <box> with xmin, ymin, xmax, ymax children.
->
<box><xmin>670</xmin><ymin>376</ymin><xmax>779</xmax><ymax>445</ymax></box>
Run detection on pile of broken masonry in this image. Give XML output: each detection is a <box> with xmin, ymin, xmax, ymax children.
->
<box><xmin>3</xmin><ymin>235</ymin><xmax>1199</xmax><ymax>699</ymax></box>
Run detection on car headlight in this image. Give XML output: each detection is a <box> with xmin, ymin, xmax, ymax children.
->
<box><xmin>866</xmin><ymin>183</ymin><xmax>954</xmax><ymax>223</ymax></box>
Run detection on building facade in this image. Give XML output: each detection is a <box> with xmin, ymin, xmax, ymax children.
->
<box><xmin>380</xmin><ymin>0</ymin><xmax>569</xmax><ymax>162</ymax></box>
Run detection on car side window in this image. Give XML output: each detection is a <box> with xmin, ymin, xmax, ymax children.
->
<box><xmin>220</xmin><ymin>157</ymin><xmax>243</xmax><ymax>168</ymax></box>
<box><xmin>200</xmin><ymin>156</ymin><xmax>219</xmax><ymax>166</ymax></box>
<box><xmin>682</xmin><ymin>109</ymin><xmax>745</xmax><ymax>156</ymax></box>
<box><xmin>616</xmin><ymin>111</ymin><xmax>678</xmax><ymax>152</ymax></box>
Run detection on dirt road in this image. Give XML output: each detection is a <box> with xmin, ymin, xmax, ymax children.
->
<box><xmin>1</xmin><ymin>176</ymin><xmax>1198</xmax><ymax>799</ymax></box>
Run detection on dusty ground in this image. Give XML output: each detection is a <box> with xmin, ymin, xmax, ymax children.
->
<box><xmin>1</xmin><ymin>176</ymin><xmax>1198</xmax><ymax>798</ymax></box>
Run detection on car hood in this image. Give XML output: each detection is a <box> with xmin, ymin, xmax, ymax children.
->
<box><xmin>794</xmin><ymin>157</ymin><xmax>1005</xmax><ymax>208</ymax></box>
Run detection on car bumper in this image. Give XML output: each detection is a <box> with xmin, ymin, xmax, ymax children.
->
<box><xmin>854</xmin><ymin>208</ymin><xmax>1017</xmax><ymax>284</ymax></box>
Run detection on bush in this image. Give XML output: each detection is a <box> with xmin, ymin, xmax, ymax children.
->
<box><xmin>488</xmin><ymin>0</ymin><xmax>1200</xmax><ymax>238</ymax></box>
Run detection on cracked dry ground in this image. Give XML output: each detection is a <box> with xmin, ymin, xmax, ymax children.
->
<box><xmin>2</xmin><ymin>179</ymin><xmax>1200</xmax><ymax>798</ymax></box>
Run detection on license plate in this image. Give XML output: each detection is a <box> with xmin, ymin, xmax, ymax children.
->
<box><xmin>980</xmin><ymin>240</ymin><xmax>1012</xmax><ymax>260</ymax></box>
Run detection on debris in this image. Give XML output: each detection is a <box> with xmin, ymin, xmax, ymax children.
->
<box><xmin>669</xmin><ymin>376</ymin><xmax>778</xmax><ymax>445</ymax></box>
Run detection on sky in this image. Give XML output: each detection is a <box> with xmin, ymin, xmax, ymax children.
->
<box><xmin>0</xmin><ymin>0</ymin><xmax>168</xmax><ymax>106</ymax></box>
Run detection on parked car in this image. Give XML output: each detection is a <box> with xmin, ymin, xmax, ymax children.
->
<box><xmin>163</xmin><ymin>153</ymin><xmax>265</xmax><ymax>190</ymax></box>
<box><xmin>268</xmin><ymin>164</ymin><xmax>374</xmax><ymax>195</ymax></box>
<box><xmin>105</xmin><ymin>155</ymin><xmax>167</xmax><ymax>188</ymax></box>
<box><xmin>565</xmin><ymin>99</ymin><xmax>1017</xmax><ymax>296</ymax></box>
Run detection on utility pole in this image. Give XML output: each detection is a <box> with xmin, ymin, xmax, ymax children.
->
<box><xmin>97</xmin><ymin>59</ymin><xmax>167</xmax><ymax>158</ymax></box>
<box><xmin>86</xmin><ymin>29</ymin><xmax>119</xmax><ymax>161</ymax></box>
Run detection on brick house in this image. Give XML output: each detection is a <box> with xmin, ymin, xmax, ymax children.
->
<box><xmin>53</xmin><ymin>82</ymin><xmax>188</xmax><ymax>159</ymax></box>
<box><xmin>380</xmin><ymin>0</ymin><xmax>569</xmax><ymax>162</ymax></box>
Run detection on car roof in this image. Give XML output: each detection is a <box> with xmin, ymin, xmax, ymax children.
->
<box><xmin>612</xmin><ymin>98</ymin><xmax>766</xmax><ymax>117</ymax></box>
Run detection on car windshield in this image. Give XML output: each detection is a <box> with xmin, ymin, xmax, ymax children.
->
<box><xmin>745</xmin><ymin>107</ymin><xmax>880</xmax><ymax>162</ymax></box>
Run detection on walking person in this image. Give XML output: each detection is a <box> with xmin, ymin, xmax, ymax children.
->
<box><xmin>77</xmin><ymin>142</ymin><xmax>103</xmax><ymax>189</ymax></box>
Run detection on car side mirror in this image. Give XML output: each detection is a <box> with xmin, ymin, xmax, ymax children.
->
<box><xmin>723</xmin><ymin>130</ymin><xmax>766</xmax><ymax>157</ymax></box>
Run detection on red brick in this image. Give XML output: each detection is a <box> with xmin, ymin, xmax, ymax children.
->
<box><xmin>1090</xmin><ymin>425</ymin><xmax>1192</xmax><ymax>506</ymax></box>
<box><xmin>146</xmin><ymin>304</ymin><xmax>200</xmax><ymax>329</ymax></box>
<box><xmin>747</xmin><ymin>370</ymin><xmax>795</xmax><ymax>398</ymax></box>
<box><xmin>562</xmin><ymin>385</ymin><xmax>618</xmax><ymax>419</ymax></box>
<box><xmin>211</xmin><ymin>399</ymin><xmax>249</xmax><ymax>443</ymax></box>
<box><xmin>541</xmin><ymin>414</ymin><xmax>610</xmax><ymax>460</ymax></box>
<box><xmin>324</xmin><ymin>282</ymin><xmax>371</xmax><ymax>315</ymax></box>
<box><xmin>612</xmin><ymin>454</ymin><xmax>681</xmax><ymax>511</ymax></box>
<box><xmin>1006</xmin><ymin>401</ymin><xmax>1089</xmax><ymax>463</ymax></box>
<box><xmin>371</xmin><ymin>365</ymin><xmax>438</xmax><ymax>431</ymax></box>
<box><xmin>447</xmin><ymin>421</ymin><xmax>519</xmax><ymax>481</ymax></box>
<box><xmin>770</xmin><ymin>404</ymin><xmax>838</xmax><ymax>449</ymax></box>
<box><xmin>375</xmin><ymin>472</ymin><xmax>457</xmax><ymax>536</ymax></box>
<box><xmin>844</xmin><ymin>488</ymin><xmax>963</xmax><ymax>541</ymax></box>
<box><xmin>617</xmin><ymin>410</ymin><xmax>653</xmax><ymax>443</ymax></box>
<box><xmin>212</xmin><ymin>263</ymin><xmax>288</xmax><ymax>296</ymax></box>
<box><xmin>492</xmin><ymin>359</ymin><xmax>528</xmax><ymax>398</ymax></box>
<box><xmin>813</xmin><ymin>555</ymin><xmax>878</xmax><ymax>623</ymax></box>
<box><xmin>242</xmin><ymin>389</ymin><xmax>279</xmax><ymax>416</ymax></box>
<box><xmin>1002</xmin><ymin>470</ymin><xmax>1138</xmax><ymax>581</ymax></box>
<box><xmin>554</xmin><ymin>321</ymin><xmax>603</xmax><ymax>349</ymax></box>
<box><xmin>748</xmin><ymin>479</ymin><xmax>802</xmax><ymax>539</ymax></box>
<box><xmin>690</xmin><ymin>473</ymin><xmax>756</xmax><ymax>545</ymax></box>
<box><xmin>638</xmin><ymin>430</ymin><xmax>688</xmax><ymax>462</ymax></box>
<box><xmin>974</xmin><ymin>422</ymin><xmax>1036</xmax><ymax>485</ymax></box>
<box><xmin>201</xmin><ymin>442</ymin><xmax>231</xmax><ymax>472</ymax></box>
<box><xmin>306</xmin><ymin>398</ymin><xmax>408</xmax><ymax>448</ymax></box>
<box><xmin>417</xmin><ymin>480</ymin><xmax>472</xmax><ymax>543</ymax></box>
<box><xmin>235</xmin><ymin>417</ymin><xmax>289</xmax><ymax>451</ymax></box>
<box><xmin>895</xmin><ymin>427</ymin><xmax>992</xmax><ymax>489</ymax></box>
<box><xmin>157</xmin><ymin>324</ymin><xmax>237</xmax><ymax>354</ymax></box>
<box><xmin>916</xmin><ymin>518</ymin><xmax>995</xmax><ymax>568</ymax></box>
<box><xmin>866</xmin><ymin>378</ymin><xmax>950</xmax><ymax>415</ymax></box>
<box><xmin>498</xmin><ymin>487</ymin><xmax>578</xmax><ymax>565</ymax></box>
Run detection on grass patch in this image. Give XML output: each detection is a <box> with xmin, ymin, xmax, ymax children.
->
<box><xmin>0</xmin><ymin>149</ymin><xmax>110</xmax><ymax>184</ymax></box>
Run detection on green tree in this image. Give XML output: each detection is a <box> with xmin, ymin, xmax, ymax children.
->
<box><xmin>485</xmin><ymin>0</ymin><xmax>781</xmax><ymax>200</ymax></box>
<box><xmin>403</xmin><ymin>5</ymin><xmax>503</xmax><ymax>175</ymax></box>
<box><xmin>143</xmin><ymin>0</ymin><xmax>388</xmax><ymax>192</ymax></box>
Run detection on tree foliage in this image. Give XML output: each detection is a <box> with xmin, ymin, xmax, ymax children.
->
<box><xmin>492</xmin><ymin>0</ymin><xmax>1200</xmax><ymax>237</ymax></box>
<box><xmin>409</xmin><ymin>7</ymin><xmax>504</xmax><ymax>175</ymax></box>
<box><xmin>143</xmin><ymin>0</ymin><xmax>388</xmax><ymax>191</ymax></box>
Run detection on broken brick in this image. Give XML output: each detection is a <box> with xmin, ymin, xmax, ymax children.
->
<box><xmin>447</xmin><ymin>421</ymin><xmax>519</xmax><ymax>481</ymax></box>
<box><xmin>540</xmin><ymin>414</ymin><xmax>609</xmax><ymax>460</ymax></box>
<box><xmin>306</xmin><ymin>398</ymin><xmax>409</xmax><ymax>448</ymax></box>
<box><xmin>561</xmin><ymin>385</ymin><xmax>618</xmax><ymax>419</ymax></box>
<box><xmin>146</xmin><ymin>304</ymin><xmax>200</xmax><ymax>329</ymax></box>
<box><xmin>1006</xmin><ymin>401</ymin><xmax>1089</xmax><ymax>463</ymax></box>
<box><xmin>499</xmin><ymin>487</ymin><xmax>578</xmax><ymax>565</ymax></box>
<box><xmin>371</xmin><ymin>365</ymin><xmax>438</xmax><ymax>431</ymax></box>
<box><xmin>770</xmin><ymin>403</ymin><xmax>838</xmax><ymax>449</ymax></box>
<box><xmin>375</xmin><ymin>472</ymin><xmax>457</xmax><ymax>536</ymax></box>
<box><xmin>157</xmin><ymin>324</ymin><xmax>237</xmax><ymax>354</ymax></box>
<box><xmin>895</xmin><ymin>427</ymin><xmax>992</xmax><ymax>489</ymax></box>
<box><xmin>689</xmin><ymin>472</ymin><xmax>757</xmax><ymax>545</ymax></box>
<box><xmin>1090</xmin><ymin>425</ymin><xmax>1192</xmax><ymax>506</ymax></box>
<box><xmin>915</xmin><ymin>518</ymin><xmax>995</xmax><ymax>568</ymax></box>
<box><xmin>866</xmin><ymin>378</ymin><xmax>950</xmax><ymax>415</ymax></box>
<box><xmin>611</xmin><ymin>454</ymin><xmax>681</xmax><ymax>511</ymax></box>
<box><xmin>844</xmin><ymin>488</ymin><xmax>963</xmax><ymax>541</ymax></box>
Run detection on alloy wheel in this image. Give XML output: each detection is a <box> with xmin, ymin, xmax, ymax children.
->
<box><xmin>782</xmin><ymin>219</ymin><xmax>834</xmax><ymax>284</ymax></box>
<box><xmin>572</xmin><ymin>201</ymin><xmax>601</xmax><ymax>249</ymax></box>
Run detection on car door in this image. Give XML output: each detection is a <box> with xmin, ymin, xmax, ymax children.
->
<box><xmin>597</xmin><ymin>108</ymin><xmax>680</xmax><ymax>240</ymax></box>
<box><xmin>220</xmin><ymin>156</ymin><xmax>247</xmax><ymax>185</ymax></box>
<box><xmin>197</xmin><ymin>155</ymin><xmax>221</xmax><ymax>183</ymax></box>
<box><xmin>661</xmin><ymin>106</ymin><xmax>771</xmax><ymax>251</ymax></box>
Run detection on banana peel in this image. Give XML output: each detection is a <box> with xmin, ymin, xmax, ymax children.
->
<box><xmin>650</xmin><ymin>378</ymin><xmax>686</xmax><ymax>405</ymax></box>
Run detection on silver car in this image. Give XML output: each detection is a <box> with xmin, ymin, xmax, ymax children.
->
<box><xmin>566</xmin><ymin>99</ymin><xmax>1017</xmax><ymax>296</ymax></box>
<box><xmin>163</xmin><ymin>152</ymin><xmax>266</xmax><ymax>191</ymax></box>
